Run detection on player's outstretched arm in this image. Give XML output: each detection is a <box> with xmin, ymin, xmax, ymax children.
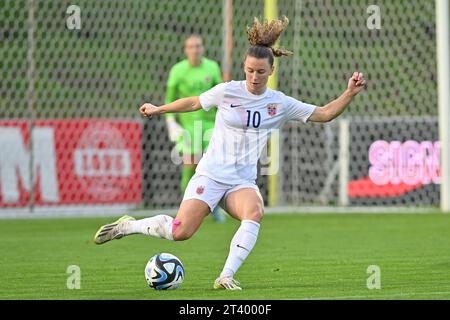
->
<box><xmin>139</xmin><ymin>96</ymin><xmax>202</xmax><ymax>118</ymax></box>
<box><xmin>308</xmin><ymin>72</ymin><xmax>366</xmax><ymax>123</ymax></box>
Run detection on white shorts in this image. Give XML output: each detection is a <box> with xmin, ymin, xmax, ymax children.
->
<box><xmin>182</xmin><ymin>173</ymin><xmax>261</xmax><ymax>212</ymax></box>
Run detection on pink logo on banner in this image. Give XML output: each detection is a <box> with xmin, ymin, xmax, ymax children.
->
<box><xmin>348</xmin><ymin>140</ymin><xmax>440</xmax><ymax>198</ymax></box>
<box><xmin>368</xmin><ymin>140</ymin><xmax>440</xmax><ymax>186</ymax></box>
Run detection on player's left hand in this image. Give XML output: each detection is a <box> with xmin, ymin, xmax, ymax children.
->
<box><xmin>347</xmin><ymin>72</ymin><xmax>366</xmax><ymax>96</ymax></box>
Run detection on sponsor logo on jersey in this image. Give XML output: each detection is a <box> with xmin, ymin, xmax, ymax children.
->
<box><xmin>267</xmin><ymin>103</ymin><xmax>278</xmax><ymax>116</ymax></box>
<box><xmin>196</xmin><ymin>186</ymin><xmax>205</xmax><ymax>195</ymax></box>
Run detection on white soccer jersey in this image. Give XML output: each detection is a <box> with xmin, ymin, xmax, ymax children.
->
<box><xmin>197</xmin><ymin>80</ymin><xmax>317</xmax><ymax>185</ymax></box>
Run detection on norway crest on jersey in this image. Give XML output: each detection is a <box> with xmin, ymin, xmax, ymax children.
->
<box><xmin>196</xmin><ymin>186</ymin><xmax>205</xmax><ymax>195</ymax></box>
<box><xmin>267</xmin><ymin>103</ymin><xmax>278</xmax><ymax>116</ymax></box>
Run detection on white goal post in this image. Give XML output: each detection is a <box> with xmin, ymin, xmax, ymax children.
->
<box><xmin>436</xmin><ymin>0</ymin><xmax>450</xmax><ymax>212</ymax></box>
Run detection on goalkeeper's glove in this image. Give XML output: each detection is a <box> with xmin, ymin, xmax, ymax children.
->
<box><xmin>165</xmin><ymin>117</ymin><xmax>184</xmax><ymax>143</ymax></box>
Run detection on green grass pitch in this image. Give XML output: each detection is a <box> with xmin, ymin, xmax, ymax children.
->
<box><xmin>1</xmin><ymin>213</ymin><xmax>450</xmax><ymax>300</ymax></box>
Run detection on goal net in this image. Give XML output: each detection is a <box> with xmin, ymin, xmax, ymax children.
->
<box><xmin>0</xmin><ymin>0</ymin><xmax>439</xmax><ymax>214</ymax></box>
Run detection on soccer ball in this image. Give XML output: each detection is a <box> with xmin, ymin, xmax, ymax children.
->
<box><xmin>144</xmin><ymin>253</ymin><xmax>184</xmax><ymax>290</ymax></box>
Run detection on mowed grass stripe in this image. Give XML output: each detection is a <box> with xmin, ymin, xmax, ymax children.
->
<box><xmin>0</xmin><ymin>213</ymin><xmax>449</xmax><ymax>299</ymax></box>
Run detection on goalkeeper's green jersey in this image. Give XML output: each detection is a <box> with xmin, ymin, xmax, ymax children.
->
<box><xmin>165</xmin><ymin>57</ymin><xmax>222</xmax><ymax>126</ymax></box>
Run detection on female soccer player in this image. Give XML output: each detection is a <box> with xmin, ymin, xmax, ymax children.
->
<box><xmin>164</xmin><ymin>34</ymin><xmax>225</xmax><ymax>223</ymax></box>
<box><xmin>94</xmin><ymin>16</ymin><xmax>366</xmax><ymax>290</ymax></box>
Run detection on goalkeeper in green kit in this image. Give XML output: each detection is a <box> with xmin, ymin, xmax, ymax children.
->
<box><xmin>165</xmin><ymin>34</ymin><xmax>225</xmax><ymax>222</ymax></box>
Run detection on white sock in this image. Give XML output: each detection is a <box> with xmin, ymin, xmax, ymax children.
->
<box><xmin>125</xmin><ymin>215</ymin><xmax>174</xmax><ymax>240</ymax></box>
<box><xmin>220</xmin><ymin>219</ymin><xmax>260</xmax><ymax>278</ymax></box>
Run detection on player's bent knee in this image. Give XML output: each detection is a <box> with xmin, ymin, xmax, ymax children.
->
<box><xmin>172</xmin><ymin>228</ymin><xmax>194</xmax><ymax>241</ymax></box>
<box><xmin>245</xmin><ymin>209</ymin><xmax>264</xmax><ymax>223</ymax></box>
<box><xmin>172</xmin><ymin>232</ymin><xmax>188</xmax><ymax>241</ymax></box>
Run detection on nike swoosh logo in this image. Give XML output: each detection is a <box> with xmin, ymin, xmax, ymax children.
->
<box><xmin>236</xmin><ymin>244</ymin><xmax>250</xmax><ymax>252</ymax></box>
<box><xmin>230</xmin><ymin>104</ymin><xmax>242</xmax><ymax>108</ymax></box>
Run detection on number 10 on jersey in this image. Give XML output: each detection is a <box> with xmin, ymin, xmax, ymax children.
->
<box><xmin>246</xmin><ymin>110</ymin><xmax>261</xmax><ymax>128</ymax></box>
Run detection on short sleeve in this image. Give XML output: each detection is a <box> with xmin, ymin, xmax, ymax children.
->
<box><xmin>199</xmin><ymin>82</ymin><xmax>226</xmax><ymax>111</ymax></box>
<box><xmin>283</xmin><ymin>95</ymin><xmax>317</xmax><ymax>123</ymax></box>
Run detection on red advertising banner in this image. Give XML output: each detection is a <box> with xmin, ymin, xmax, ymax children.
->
<box><xmin>0</xmin><ymin>119</ymin><xmax>142</xmax><ymax>207</ymax></box>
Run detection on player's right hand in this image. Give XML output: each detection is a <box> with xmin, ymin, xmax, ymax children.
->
<box><xmin>139</xmin><ymin>103</ymin><xmax>159</xmax><ymax>118</ymax></box>
<box><xmin>166</xmin><ymin>117</ymin><xmax>184</xmax><ymax>143</ymax></box>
